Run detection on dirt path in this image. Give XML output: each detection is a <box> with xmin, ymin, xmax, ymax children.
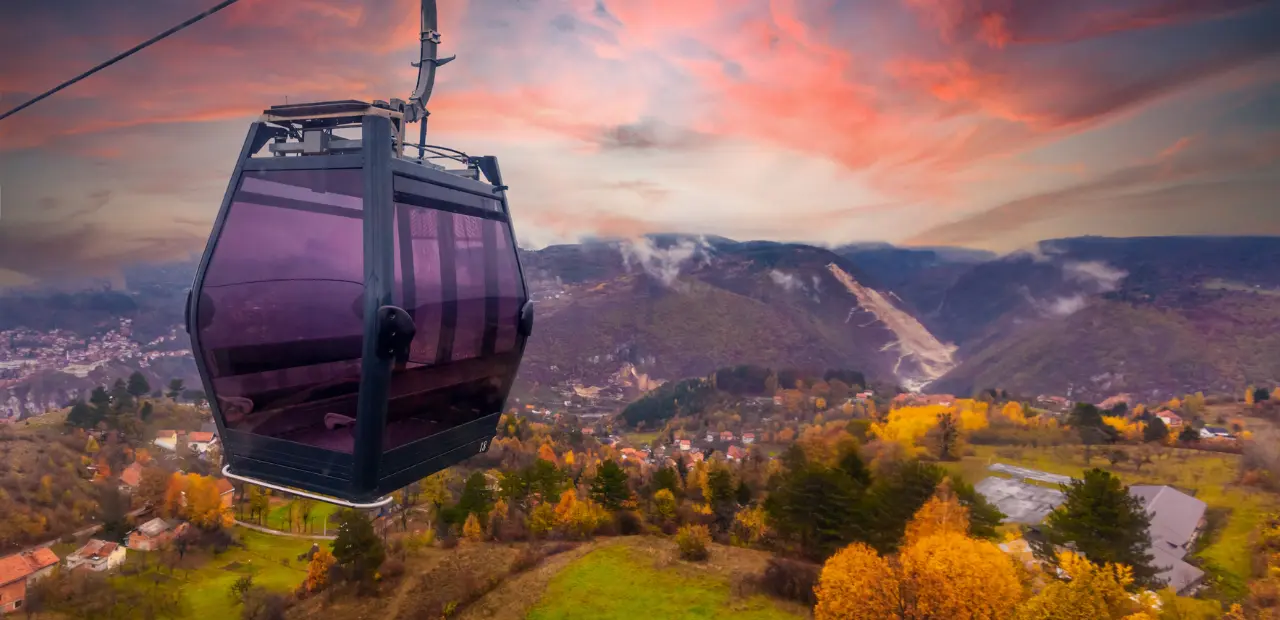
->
<box><xmin>455</xmin><ymin>540</ymin><xmax>612</xmax><ymax>620</ymax></box>
<box><xmin>234</xmin><ymin>519</ymin><xmax>337</xmax><ymax>540</ymax></box>
<box><xmin>382</xmin><ymin>549</ymin><xmax>449</xmax><ymax>620</ymax></box>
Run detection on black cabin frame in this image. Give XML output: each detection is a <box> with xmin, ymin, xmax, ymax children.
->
<box><xmin>187</xmin><ymin>106</ymin><xmax>531</xmax><ymax>505</ymax></box>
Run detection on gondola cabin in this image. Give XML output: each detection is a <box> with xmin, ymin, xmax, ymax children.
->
<box><xmin>186</xmin><ymin>100</ymin><xmax>533</xmax><ymax>506</ymax></box>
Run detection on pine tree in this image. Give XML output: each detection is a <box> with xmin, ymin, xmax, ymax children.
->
<box><xmin>66</xmin><ymin>401</ymin><xmax>98</xmax><ymax>429</ymax></box>
<box><xmin>331</xmin><ymin>509</ymin><xmax>385</xmax><ymax>584</ymax></box>
<box><xmin>126</xmin><ymin>372</ymin><xmax>151</xmax><ymax>398</ymax></box>
<box><xmin>1033</xmin><ymin>468</ymin><xmax>1158</xmax><ymax>586</ymax></box>
<box><xmin>1143</xmin><ymin>416</ymin><xmax>1169</xmax><ymax>443</ymax></box>
<box><xmin>166</xmin><ymin>379</ymin><xmax>185</xmax><ymax>400</ymax></box>
<box><xmin>589</xmin><ymin>459</ymin><xmax>631</xmax><ymax>510</ymax></box>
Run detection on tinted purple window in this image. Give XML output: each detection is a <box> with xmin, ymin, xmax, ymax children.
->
<box><xmin>198</xmin><ymin>169</ymin><xmax>365</xmax><ymax>454</ymax></box>
<box><xmin>384</xmin><ymin>194</ymin><xmax>525</xmax><ymax>450</ymax></box>
<box><xmin>452</xmin><ymin>213</ymin><xmax>487</xmax><ymax>362</ymax></box>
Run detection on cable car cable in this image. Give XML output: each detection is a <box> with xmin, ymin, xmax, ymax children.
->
<box><xmin>0</xmin><ymin>0</ymin><xmax>246</xmax><ymax>123</ymax></box>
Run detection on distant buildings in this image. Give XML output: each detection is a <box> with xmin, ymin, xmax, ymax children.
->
<box><xmin>1200</xmin><ymin>426</ymin><xmax>1233</xmax><ymax>439</ymax></box>
<box><xmin>742</xmin><ymin>433</ymin><xmax>755</xmax><ymax>445</ymax></box>
<box><xmin>1156</xmin><ymin>411</ymin><xmax>1183</xmax><ymax>427</ymax></box>
<box><xmin>154</xmin><ymin>430</ymin><xmax>178</xmax><ymax>452</ymax></box>
<box><xmin>119</xmin><ymin>461</ymin><xmax>144</xmax><ymax>493</ymax></box>
<box><xmin>128</xmin><ymin>518</ymin><xmax>189</xmax><ymax>551</ymax></box>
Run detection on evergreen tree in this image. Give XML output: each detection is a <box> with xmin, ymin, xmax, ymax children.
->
<box><xmin>126</xmin><ymin>372</ymin><xmax>151</xmax><ymax>398</ymax></box>
<box><xmin>66</xmin><ymin>401</ymin><xmax>98</xmax><ymax>429</ymax></box>
<box><xmin>452</xmin><ymin>471</ymin><xmax>494</xmax><ymax>525</ymax></box>
<box><xmin>140</xmin><ymin>401</ymin><xmax>154</xmax><ymax>422</ymax></box>
<box><xmin>1032</xmin><ymin>468</ymin><xmax>1158</xmax><ymax>586</ymax></box>
<box><xmin>1178</xmin><ymin>425</ymin><xmax>1200</xmax><ymax>442</ymax></box>
<box><xmin>111</xmin><ymin>378</ymin><xmax>134</xmax><ymax>412</ymax></box>
<box><xmin>166</xmin><ymin>379</ymin><xmax>185</xmax><ymax>400</ymax></box>
<box><xmin>89</xmin><ymin>386</ymin><xmax>111</xmax><ymax>415</ymax></box>
<box><xmin>590</xmin><ymin>459</ymin><xmax>631</xmax><ymax>510</ymax></box>
<box><xmin>331</xmin><ymin>509</ymin><xmax>385</xmax><ymax>585</ymax></box>
<box><xmin>935</xmin><ymin>412</ymin><xmax>959</xmax><ymax>461</ymax></box>
<box><xmin>734</xmin><ymin>480</ymin><xmax>752</xmax><ymax>505</ymax></box>
<box><xmin>1256</xmin><ymin>387</ymin><xmax>1272</xmax><ymax>402</ymax></box>
<box><xmin>651</xmin><ymin>466</ymin><xmax>680</xmax><ymax>496</ymax></box>
<box><xmin>1067</xmin><ymin>402</ymin><xmax>1104</xmax><ymax>430</ymax></box>
<box><xmin>863</xmin><ymin>460</ymin><xmax>945</xmax><ymax>553</ymax></box>
<box><xmin>764</xmin><ymin>462</ymin><xmax>864</xmax><ymax>561</ymax></box>
<box><xmin>950</xmin><ymin>476</ymin><xmax>1004</xmax><ymax>539</ymax></box>
<box><xmin>1143</xmin><ymin>416</ymin><xmax>1169</xmax><ymax>443</ymax></box>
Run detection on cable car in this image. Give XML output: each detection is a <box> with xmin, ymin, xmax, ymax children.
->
<box><xmin>184</xmin><ymin>4</ymin><xmax>533</xmax><ymax>507</ymax></box>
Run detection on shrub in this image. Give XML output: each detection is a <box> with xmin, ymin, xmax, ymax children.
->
<box><xmin>438</xmin><ymin>535</ymin><xmax>459</xmax><ymax>550</ymax></box>
<box><xmin>675</xmin><ymin>525</ymin><xmax>711</xmax><ymax>562</ymax></box>
<box><xmin>509</xmin><ymin>547</ymin><xmax>543</xmax><ymax>574</ymax></box>
<box><xmin>615</xmin><ymin>510</ymin><xmax>643</xmax><ymax>536</ymax></box>
<box><xmin>761</xmin><ymin>557</ymin><xmax>820</xmax><ymax>606</ymax></box>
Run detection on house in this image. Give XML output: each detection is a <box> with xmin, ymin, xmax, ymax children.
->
<box><xmin>65</xmin><ymin>539</ymin><xmax>126</xmax><ymax>573</ymax></box>
<box><xmin>127</xmin><ymin>518</ymin><xmax>189</xmax><ymax>551</ymax></box>
<box><xmin>1155</xmin><ymin>411</ymin><xmax>1183</xmax><ymax>427</ymax></box>
<box><xmin>720</xmin><ymin>431</ymin><xmax>734</xmax><ymax>442</ymax></box>
<box><xmin>742</xmin><ymin>433</ymin><xmax>756</xmax><ymax>445</ymax></box>
<box><xmin>119</xmin><ymin>461</ymin><xmax>143</xmax><ymax>493</ymax></box>
<box><xmin>705</xmin><ymin>432</ymin><xmax>715</xmax><ymax>443</ymax></box>
<box><xmin>726</xmin><ymin>445</ymin><xmax>746</xmax><ymax>461</ymax></box>
<box><xmin>1200</xmin><ymin>426</ymin><xmax>1233</xmax><ymax>439</ymax></box>
<box><xmin>772</xmin><ymin>395</ymin><xmax>783</xmax><ymax>406</ymax></box>
<box><xmin>186</xmin><ymin>431</ymin><xmax>217</xmax><ymax>453</ymax></box>
<box><xmin>678</xmin><ymin>440</ymin><xmax>691</xmax><ymax>452</ymax></box>
<box><xmin>216</xmin><ymin>477</ymin><xmax>235</xmax><ymax>509</ymax></box>
<box><xmin>1130</xmin><ymin>485</ymin><xmax>1208</xmax><ymax>594</ymax></box>
<box><xmin>580</xmin><ymin>427</ymin><xmax>595</xmax><ymax>436</ymax></box>
<box><xmin>153</xmin><ymin>430</ymin><xmax>178</xmax><ymax>452</ymax></box>
<box><xmin>0</xmin><ymin>549</ymin><xmax>59</xmax><ymax>613</ymax></box>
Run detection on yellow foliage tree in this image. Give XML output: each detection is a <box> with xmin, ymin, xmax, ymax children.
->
<box><xmin>184</xmin><ymin>473</ymin><xmax>233</xmax><ymax>529</ymax></box>
<box><xmin>528</xmin><ymin>502</ymin><xmax>556</xmax><ymax>538</ymax></box>
<box><xmin>1000</xmin><ymin>401</ymin><xmax>1028</xmax><ymax>426</ymax></box>
<box><xmin>653</xmin><ymin>489</ymin><xmax>677</xmax><ymax>522</ymax></box>
<box><xmin>841</xmin><ymin>401</ymin><xmax>855</xmax><ymax>416</ymax></box>
<box><xmin>900</xmin><ymin>532</ymin><xmax>1021</xmax><ymax>619</ymax></box>
<box><xmin>538</xmin><ymin>443</ymin><xmax>558</xmax><ymax>463</ymax></box>
<box><xmin>817</xmin><ymin>506</ymin><xmax>1021</xmax><ymax>619</ymax></box>
<box><xmin>1016</xmin><ymin>551</ymin><xmax>1156</xmax><ymax>620</ymax></box>
<box><xmin>305</xmin><ymin>547</ymin><xmax>336</xmax><ymax>592</ymax></box>
<box><xmin>902</xmin><ymin>480</ymin><xmax>969</xmax><ymax>546</ymax></box>
<box><xmin>815</xmin><ymin>542</ymin><xmax>901</xmax><ymax>620</ymax></box>
<box><xmin>162</xmin><ymin>473</ymin><xmax>186</xmax><ymax>518</ymax></box>
<box><xmin>135</xmin><ymin>448</ymin><xmax>151</xmax><ymax>464</ymax></box>
<box><xmin>1246</xmin><ymin>386</ymin><xmax>1256</xmax><ymax>405</ymax></box>
<box><xmin>1102</xmin><ymin>416</ymin><xmax>1143</xmax><ymax>442</ymax></box>
<box><xmin>563</xmin><ymin>450</ymin><xmax>575</xmax><ymax>467</ymax></box>
<box><xmin>955</xmin><ymin>400</ymin><xmax>991</xmax><ymax>432</ymax></box>
<box><xmin>733</xmin><ymin>504</ymin><xmax>769</xmax><ymax>545</ymax></box>
<box><xmin>463</xmin><ymin>512</ymin><xmax>484</xmax><ymax>542</ymax></box>
<box><xmin>870</xmin><ymin>404</ymin><xmax>952</xmax><ymax>456</ymax></box>
<box><xmin>777</xmin><ymin>428</ymin><xmax>796</xmax><ymax>443</ymax></box>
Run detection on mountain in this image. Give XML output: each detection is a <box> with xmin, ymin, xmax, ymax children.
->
<box><xmin>518</xmin><ymin>235</ymin><xmax>957</xmax><ymax>391</ymax></box>
<box><xmin>921</xmin><ymin>236</ymin><xmax>1280</xmax><ymax>401</ymax></box>
<box><xmin>4</xmin><ymin>235</ymin><xmax>1279</xmax><ymax>410</ymax></box>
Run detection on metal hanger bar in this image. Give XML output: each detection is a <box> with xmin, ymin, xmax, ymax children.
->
<box><xmin>221</xmin><ymin>465</ymin><xmax>395</xmax><ymax>509</ymax></box>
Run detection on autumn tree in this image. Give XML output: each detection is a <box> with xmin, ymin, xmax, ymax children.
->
<box><xmin>449</xmin><ymin>471</ymin><xmax>494</xmax><ymax>526</ymax></box>
<box><xmin>902</xmin><ymin>479</ymin><xmax>968</xmax><ymax>546</ymax></box>
<box><xmin>462</xmin><ymin>513</ymin><xmax>484</xmax><ymax>542</ymax></box>
<box><xmin>304</xmin><ymin>547</ymin><xmax>336</xmax><ymax>593</ymax></box>
<box><xmin>652</xmin><ymin>488</ymin><xmax>677</xmax><ymax>523</ymax></box>
<box><xmin>136</xmin><ymin>465</ymin><xmax>170</xmax><ymax>507</ymax></box>
<box><xmin>182</xmin><ymin>474</ymin><xmax>233</xmax><ymax>530</ymax></box>
<box><xmin>1016</xmin><ymin>551</ymin><xmax>1156</xmax><ymax>619</ymax></box>
<box><xmin>934</xmin><ymin>412</ymin><xmax>959</xmax><ymax>461</ymax></box>
<box><xmin>815</xmin><ymin>532</ymin><xmax>1021</xmax><ymax>620</ymax></box>
<box><xmin>1033</xmin><ymin>468</ymin><xmax>1158</xmax><ymax>586</ymax></box>
<box><xmin>162</xmin><ymin>473</ymin><xmax>186</xmax><ymax>517</ymax></box>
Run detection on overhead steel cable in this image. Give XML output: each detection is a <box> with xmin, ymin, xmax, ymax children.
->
<box><xmin>0</xmin><ymin>0</ymin><xmax>246</xmax><ymax>123</ymax></box>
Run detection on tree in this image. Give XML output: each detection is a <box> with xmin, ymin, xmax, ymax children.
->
<box><xmin>66</xmin><ymin>401</ymin><xmax>98</xmax><ymax>429</ymax></box>
<box><xmin>652</xmin><ymin>488</ymin><xmax>677</xmax><ymax>522</ymax></box>
<box><xmin>934</xmin><ymin>412</ymin><xmax>959</xmax><ymax>461</ymax></box>
<box><xmin>453</xmin><ymin>472</ymin><xmax>494</xmax><ymax>525</ymax></box>
<box><xmin>537</xmin><ymin>443</ymin><xmax>557</xmax><ymax>463</ymax></box>
<box><xmin>901</xmin><ymin>480</ymin><xmax>968</xmax><ymax>546</ymax></box>
<box><xmin>590</xmin><ymin>459</ymin><xmax>631</xmax><ymax>510</ymax></box>
<box><xmin>304</xmin><ymin>546</ymin><xmax>336</xmax><ymax>592</ymax></box>
<box><xmin>814</xmin><ymin>532</ymin><xmax>1021</xmax><ymax>620</ymax></box>
<box><xmin>463</xmin><ymin>512</ymin><xmax>484</xmax><ymax>542</ymax></box>
<box><xmin>89</xmin><ymin>386</ymin><xmax>111</xmax><ymax>415</ymax></box>
<box><xmin>166</xmin><ymin>379</ymin><xmax>185</xmax><ymax>400</ymax></box>
<box><xmin>651</xmin><ymin>466</ymin><xmax>680</xmax><ymax>496</ymax></box>
<box><xmin>331</xmin><ymin>509</ymin><xmax>385</xmax><ymax>584</ymax></box>
<box><xmin>1144</xmin><ymin>416</ymin><xmax>1169</xmax><ymax>443</ymax></box>
<box><xmin>1016</xmin><ymin>551</ymin><xmax>1155</xmax><ymax>619</ymax></box>
<box><xmin>140</xmin><ymin>401</ymin><xmax>154</xmax><ymax>422</ymax></box>
<box><xmin>127</xmin><ymin>372</ymin><xmax>151</xmax><ymax>398</ymax></box>
<box><xmin>137</xmin><ymin>466</ymin><xmax>170</xmax><ymax>507</ymax></box>
<box><xmin>1033</xmin><ymin>468</ymin><xmax>1158</xmax><ymax>586</ymax></box>
<box><xmin>764</xmin><ymin>458</ymin><xmax>864</xmax><ymax>561</ymax></box>
<box><xmin>1257</xmin><ymin>387</ymin><xmax>1272</xmax><ymax>403</ymax></box>
<box><xmin>814</xmin><ymin>541</ymin><xmax>899</xmax><ymax>620</ymax></box>
<box><xmin>1178</xmin><ymin>425</ymin><xmax>1200</xmax><ymax>443</ymax></box>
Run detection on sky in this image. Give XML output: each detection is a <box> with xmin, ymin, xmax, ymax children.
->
<box><xmin>1</xmin><ymin>0</ymin><xmax>1278</xmax><ymax>287</ymax></box>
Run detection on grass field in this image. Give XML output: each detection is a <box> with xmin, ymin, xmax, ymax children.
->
<box><xmin>950</xmin><ymin>443</ymin><xmax>1273</xmax><ymax>590</ymax></box>
<box><xmin>622</xmin><ymin>431</ymin><xmax>660</xmax><ymax>446</ymax></box>
<box><xmin>526</xmin><ymin>543</ymin><xmax>803</xmax><ymax>620</ymax></box>
<box><xmin>258</xmin><ymin>500</ymin><xmax>341</xmax><ymax>534</ymax></box>
<box><xmin>118</xmin><ymin>528</ymin><xmax>314</xmax><ymax>619</ymax></box>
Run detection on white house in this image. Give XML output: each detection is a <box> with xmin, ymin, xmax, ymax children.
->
<box><xmin>742</xmin><ymin>433</ymin><xmax>756</xmax><ymax>445</ymax></box>
<box><xmin>153</xmin><ymin>430</ymin><xmax>178</xmax><ymax>452</ymax></box>
<box><xmin>65</xmin><ymin>540</ymin><xmax>126</xmax><ymax>573</ymax></box>
<box><xmin>186</xmin><ymin>431</ymin><xmax>217</xmax><ymax>453</ymax></box>
<box><xmin>1199</xmin><ymin>426</ymin><xmax>1233</xmax><ymax>439</ymax></box>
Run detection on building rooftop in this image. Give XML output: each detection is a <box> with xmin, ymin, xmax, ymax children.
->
<box><xmin>975</xmin><ymin>476</ymin><xmax>1066</xmax><ymax>524</ymax></box>
<box><xmin>1130</xmin><ymin>485</ymin><xmax>1207</xmax><ymax>561</ymax></box>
